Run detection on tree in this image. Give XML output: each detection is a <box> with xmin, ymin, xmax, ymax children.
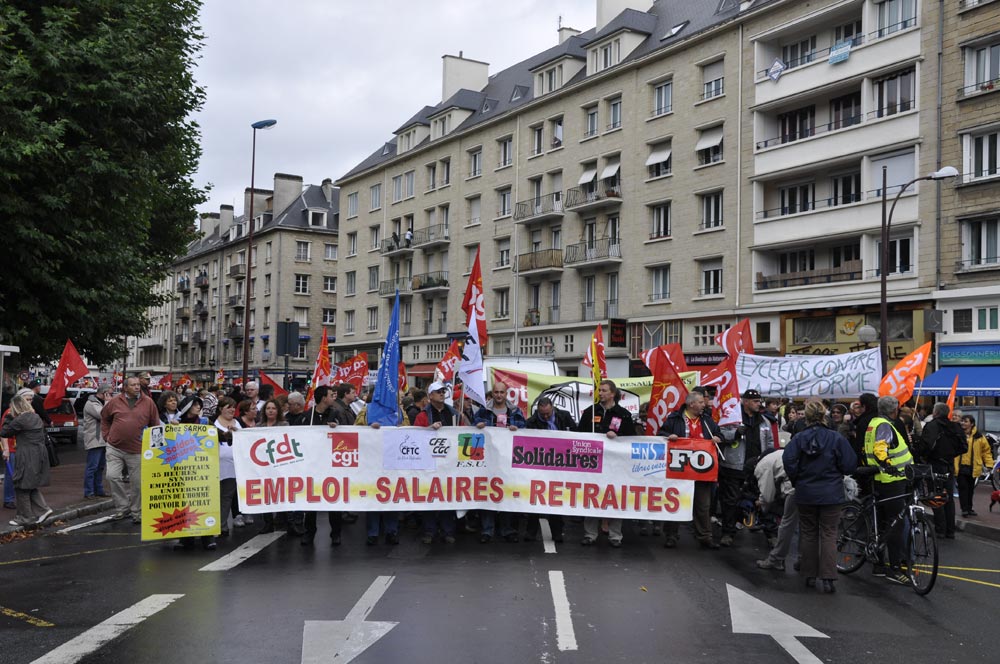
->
<box><xmin>0</xmin><ymin>1</ymin><xmax>208</xmax><ymax>366</ymax></box>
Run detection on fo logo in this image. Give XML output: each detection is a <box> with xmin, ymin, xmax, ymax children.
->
<box><xmin>631</xmin><ymin>442</ymin><xmax>666</xmax><ymax>461</ymax></box>
<box><xmin>664</xmin><ymin>438</ymin><xmax>718</xmax><ymax>482</ymax></box>
<box><xmin>329</xmin><ymin>432</ymin><xmax>359</xmax><ymax>468</ymax></box>
<box><xmin>457</xmin><ymin>433</ymin><xmax>485</xmax><ymax>465</ymax></box>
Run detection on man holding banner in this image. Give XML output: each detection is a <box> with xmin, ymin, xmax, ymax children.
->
<box><xmin>659</xmin><ymin>391</ymin><xmax>722</xmax><ymax>549</ymax></box>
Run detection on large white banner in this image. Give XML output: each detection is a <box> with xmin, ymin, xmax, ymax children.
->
<box><xmin>735</xmin><ymin>348</ymin><xmax>881</xmax><ymax>398</ymax></box>
<box><xmin>233</xmin><ymin>426</ymin><xmax>693</xmax><ymax>521</ymax></box>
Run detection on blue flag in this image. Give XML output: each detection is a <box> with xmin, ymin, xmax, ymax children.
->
<box><xmin>367</xmin><ymin>291</ymin><xmax>401</xmax><ymax>426</ymax></box>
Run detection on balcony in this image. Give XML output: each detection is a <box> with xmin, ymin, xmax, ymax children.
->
<box><xmin>516</xmin><ymin>249</ymin><xmax>563</xmax><ymax>276</ymax></box>
<box><xmin>174</xmin><ymin>333</ymin><xmax>189</xmax><ymax>346</ymax></box>
<box><xmin>194</xmin><ymin>303</ymin><xmax>209</xmax><ymax>318</ymax></box>
<box><xmin>581</xmin><ymin>302</ymin><xmax>598</xmax><ymax>322</ymax></box>
<box><xmin>523</xmin><ymin>308</ymin><xmax>541</xmax><ymax>326</ymax></box>
<box><xmin>176</xmin><ymin>306</ymin><xmax>191</xmax><ymax>320</ymax></box>
<box><xmin>564</xmin><ymin>238</ymin><xmax>623</xmax><ymax>268</ymax></box>
<box><xmin>514</xmin><ymin>192</ymin><xmax>564</xmax><ymax>224</ymax></box>
<box><xmin>191</xmin><ymin>331</ymin><xmax>206</xmax><ymax>345</ymax></box>
<box><xmin>195</xmin><ymin>274</ymin><xmax>209</xmax><ymax>290</ymax></box>
<box><xmin>755</xmin><ymin>261</ymin><xmax>863</xmax><ymax>290</ymax></box>
<box><xmin>412</xmin><ymin>271</ymin><xmax>449</xmax><ymax>294</ymax></box>
<box><xmin>137</xmin><ymin>337</ymin><xmax>165</xmax><ymax>349</ymax></box>
<box><xmin>227</xmin><ymin>325</ymin><xmax>244</xmax><ymax>342</ymax></box>
<box><xmin>547</xmin><ymin>306</ymin><xmax>561</xmax><ymax>325</ymax></box>
<box><xmin>379</xmin><ymin>277</ymin><xmax>413</xmax><ymax>298</ymax></box>
<box><xmin>564</xmin><ymin>179</ymin><xmax>622</xmax><ymax>213</ymax></box>
<box><xmin>176</xmin><ymin>278</ymin><xmax>190</xmax><ymax>293</ymax></box>
<box><xmin>229</xmin><ymin>263</ymin><xmax>246</xmax><ymax>279</ymax></box>
<box><xmin>411</xmin><ymin>224</ymin><xmax>450</xmax><ymax>249</ymax></box>
<box><xmin>380</xmin><ymin>236</ymin><xmax>415</xmax><ymax>256</ymax></box>
<box><xmin>227</xmin><ymin>294</ymin><xmax>245</xmax><ymax>309</ymax></box>
<box><xmin>605</xmin><ymin>299</ymin><xmax>619</xmax><ymax>318</ymax></box>
<box><xmin>958</xmin><ymin>77</ymin><xmax>1000</xmax><ymax>100</ymax></box>
<box><xmin>423</xmin><ymin>318</ymin><xmax>448</xmax><ymax>336</ymax></box>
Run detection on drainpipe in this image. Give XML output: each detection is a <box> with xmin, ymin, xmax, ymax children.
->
<box><xmin>934</xmin><ymin>0</ymin><xmax>944</xmax><ymax>372</ymax></box>
<box><xmin>513</xmin><ymin>114</ymin><xmax>521</xmax><ymax>356</ymax></box>
<box><xmin>736</xmin><ymin>23</ymin><xmax>744</xmax><ymax>313</ymax></box>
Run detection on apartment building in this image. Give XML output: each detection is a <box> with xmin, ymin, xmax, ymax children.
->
<box><xmin>131</xmin><ymin>173</ymin><xmax>340</xmax><ymax>387</ymax></box>
<box><xmin>128</xmin><ymin>276</ymin><xmax>174</xmax><ymax>374</ymax></box>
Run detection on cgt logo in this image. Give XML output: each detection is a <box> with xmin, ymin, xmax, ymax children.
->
<box><xmin>250</xmin><ymin>433</ymin><xmax>304</xmax><ymax>467</ymax></box>
<box><xmin>456</xmin><ymin>433</ymin><xmax>486</xmax><ymax>467</ymax></box>
<box><xmin>429</xmin><ymin>437</ymin><xmax>450</xmax><ymax>457</ymax></box>
<box><xmin>631</xmin><ymin>442</ymin><xmax>666</xmax><ymax>461</ymax></box>
<box><xmin>329</xmin><ymin>432</ymin><xmax>359</xmax><ymax>468</ymax></box>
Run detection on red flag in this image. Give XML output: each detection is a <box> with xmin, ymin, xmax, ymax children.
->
<box><xmin>462</xmin><ymin>247</ymin><xmax>488</xmax><ymax>354</ymax></box>
<box><xmin>645</xmin><ymin>350</ymin><xmax>689</xmax><ymax>435</ymax></box>
<box><xmin>435</xmin><ymin>340</ymin><xmax>463</xmax><ymax>383</ymax></box>
<box><xmin>700</xmin><ymin>356</ymin><xmax>742</xmax><ymax>426</ymax></box>
<box><xmin>641</xmin><ymin>343</ymin><xmax>688</xmax><ymax>375</ymax></box>
<box><xmin>177</xmin><ymin>374</ymin><xmax>192</xmax><ymax>389</ymax></box>
<box><xmin>216</xmin><ymin>368</ymin><xmax>225</xmax><ymax>386</ymax></box>
<box><xmin>306</xmin><ymin>328</ymin><xmax>332</xmax><ymax>408</ymax></box>
<box><xmin>946</xmin><ymin>374</ymin><xmax>959</xmax><ymax>417</ymax></box>
<box><xmin>43</xmin><ymin>340</ymin><xmax>89</xmax><ymax>409</ymax></box>
<box><xmin>160</xmin><ymin>372</ymin><xmax>173</xmax><ymax>390</ymax></box>
<box><xmin>665</xmin><ymin>438</ymin><xmax>719</xmax><ymax>482</ymax></box>
<box><xmin>398</xmin><ymin>361</ymin><xmax>408</xmax><ymax>392</ymax></box>
<box><xmin>259</xmin><ymin>371</ymin><xmax>289</xmax><ymax>397</ymax></box>
<box><xmin>582</xmin><ymin>325</ymin><xmax>607</xmax><ymax>378</ymax></box>
<box><xmin>332</xmin><ymin>352</ymin><xmax>369</xmax><ymax>392</ymax></box>
<box><xmin>879</xmin><ymin>341</ymin><xmax>932</xmax><ymax>404</ymax></box>
<box><xmin>715</xmin><ymin>319</ymin><xmax>754</xmax><ymax>358</ymax></box>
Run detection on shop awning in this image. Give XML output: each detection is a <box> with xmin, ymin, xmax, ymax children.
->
<box><xmin>913</xmin><ymin>366</ymin><xmax>1000</xmax><ymax>397</ymax></box>
<box><xmin>407</xmin><ymin>363</ymin><xmax>438</xmax><ymax>377</ymax></box>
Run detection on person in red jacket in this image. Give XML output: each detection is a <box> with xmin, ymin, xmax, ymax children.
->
<box><xmin>101</xmin><ymin>376</ymin><xmax>160</xmax><ymax>524</ymax></box>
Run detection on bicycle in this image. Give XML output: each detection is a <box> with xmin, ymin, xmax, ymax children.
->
<box><xmin>975</xmin><ymin>433</ymin><xmax>1000</xmax><ymax>491</ymax></box>
<box><xmin>835</xmin><ymin>464</ymin><xmax>942</xmax><ymax>595</ymax></box>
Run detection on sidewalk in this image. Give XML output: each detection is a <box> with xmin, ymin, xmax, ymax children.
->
<box><xmin>956</xmin><ymin>481</ymin><xmax>1000</xmax><ymax>542</ymax></box>
<box><xmin>1</xmin><ymin>443</ymin><xmax>115</xmax><ymax>536</ymax></box>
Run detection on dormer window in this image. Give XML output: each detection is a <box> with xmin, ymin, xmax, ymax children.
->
<box><xmin>535</xmin><ymin>64</ymin><xmax>564</xmax><ymax>96</ymax></box>
<box><xmin>309</xmin><ymin>210</ymin><xmax>327</xmax><ymax>227</ymax></box>
<box><xmin>591</xmin><ymin>38</ymin><xmax>621</xmax><ymax>73</ymax></box>
<box><xmin>254</xmin><ymin>215</ymin><xmax>264</xmax><ymax>232</ymax></box>
<box><xmin>433</xmin><ymin>114</ymin><xmax>451</xmax><ymax>139</ymax></box>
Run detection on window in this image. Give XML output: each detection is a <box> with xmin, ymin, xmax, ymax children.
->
<box><xmin>777</xmin><ymin>106</ymin><xmax>815</xmax><ymax>144</ymax></box>
<box><xmin>695</xmin><ymin>323</ymin><xmax>727</xmax><ymax>347</ymax></box>
<box><xmin>865</xmin><ymin>312</ymin><xmax>913</xmax><ymax>340</ymax></box>
<box><xmin>367</xmin><ymin>307</ymin><xmax>379</xmax><ymax>332</ymax></box>
<box><xmin>469</xmin><ymin>149</ymin><xmax>483</xmax><ymax>178</ymax></box>
<box><xmin>873</xmin><ymin>68</ymin><xmax>915</xmax><ymax>117</ymax></box>
<box><xmin>347</xmin><ymin>232</ymin><xmax>357</xmax><ymax>256</ymax></box>
<box><xmin>263</xmin><ymin>307</ymin><xmax>270</xmax><ymax>329</ymax></box>
<box><xmin>607</xmin><ymin>97</ymin><xmax>622</xmax><ymax>131</ymax></box>
<box><xmin>347</xmin><ymin>192</ymin><xmax>358</xmax><ymax>218</ymax></box>
<box><xmin>779</xmin><ymin>183</ymin><xmax>815</xmax><ymax>215</ymax></box>
<box><xmin>978</xmin><ymin>306</ymin><xmax>999</xmax><ymax>331</ymax></box>
<box><xmin>964</xmin><ymin>218</ymin><xmax>999</xmax><ymax>266</ymax></box>
<box><xmin>832</xmin><ymin>172</ymin><xmax>862</xmax><ymax>206</ymax></box>
<box><xmin>264</xmin><ymin>243</ymin><xmax>271</xmax><ymax>264</ymax></box>
<box><xmin>696</xmin><ymin>126</ymin><xmax>724</xmax><ymax>164</ymax></box>
<box><xmin>542</xmin><ymin>64</ymin><xmax>563</xmax><ymax>93</ymax></box>
<box><xmin>585</xmin><ymin>106</ymin><xmax>599</xmax><ymax>138</ymax></box>
<box><xmin>966</xmin><ymin>42</ymin><xmax>1000</xmax><ymax>89</ymax></box>
<box><xmin>651</xmin><ymin>266</ymin><xmax>670</xmax><ymax>301</ymax></box>
<box><xmin>756</xmin><ymin>322</ymin><xmax>772</xmax><ymax>345</ymax></box>
<box><xmin>701</xmin><ymin>60</ymin><xmax>724</xmax><ymax>100</ymax></box>
<box><xmin>440</xmin><ymin>159</ymin><xmax>451</xmax><ymax>186</ymax></box>
<box><xmin>345</xmin><ymin>310</ymin><xmax>355</xmax><ymax>334</ymax></box>
<box><xmin>596</xmin><ymin>38</ymin><xmax>621</xmax><ymax>71</ymax></box>
<box><xmin>831</xmin><ymin>242</ymin><xmax>861</xmax><ymax>268</ymax></box>
<box><xmin>212</xmin><ymin>259</ymin><xmax>219</xmax><ymax>278</ymax></box>
<box><xmin>294</xmin><ymin>274</ymin><xmax>310</xmax><ymax>295</ymax></box>
<box><xmin>498</xmin><ymin>137</ymin><xmax>513</xmax><ymax>167</ymax></box>
<box><xmin>495</xmin><ymin>288</ymin><xmax>510</xmax><ymax>318</ymax></box>
<box><xmin>870</xmin><ymin>149</ymin><xmax>916</xmax><ymax>195</ymax></box>
<box><xmin>323</xmin><ymin>275</ymin><xmax>337</xmax><ymax>293</ymax></box>
<box><xmin>345</xmin><ymin>271</ymin><xmax>356</xmax><ymax>296</ymax></box>
<box><xmin>653</xmin><ymin>81</ymin><xmax>673</xmax><ymax>116</ymax></box>
<box><xmin>293</xmin><ymin>306</ymin><xmax>309</xmax><ymax>327</ymax></box>
<box><xmin>467</xmin><ymin>196</ymin><xmax>481</xmax><ymax>225</ymax></box>
<box><xmin>699</xmin><ymin>259</ymin><xmax>723</xmax><ymax>296</ymax></box>
<box><xmin>496</xmin><ymin>238</ymin><xmax>511</xmax><ymax>267</ymax></box>
<box><xmin>877</xmin><ymin>0</ymin><xmax>916</xmax><ymax>37</ymax></box>
<box><xmin>369</xmin><ymin>226</ymin><xmax>381</xmax><ymax>251</ymax></box>
<box><xmin>699</xmin><ymin>191</ymin><xmax>724</xmax><ymax>229</ymax></box>
<box><xmin>370</xmin><ymin>183</ymin><xmax>382</xmax><ymax>211</ymax></box>
<box><xmin>264</xmin><ymin>273</ymin><xmax>271</xmax><ymax>294</ymax></box>
<box><xmin>781</xmin><ymin>35</ymin><xmax>817</xmax><ymax>69</ymax></box>
<box><xmin>953</xmin><ymin>308</ymin><xmax>973</xmax><ymax>334</ymax></box>
<box><xmin>497</xmin><ymin>188</ymin><xmax>512</xmax><ymax>217</ymax></box>
<box><xmin>368</xmin><ymin>266</ymin><xmax>380</xmax><ymax>292</ymax></box>
<box><xmin>392</xmin><ymin>175</ymin><xmax>403</xmax><ymax>203</ymax></box>
<box><xmin>531</xmin><ymin>126</ymin><xmax>543</xmax><ymax>156</ymax></box>
<box><xmin>309</xmin><ymin>211</ymin><xmax>326</xmax><ymax>227</ymax></box>
<box><xmin>779</xmin><ymin>249</ymin><xmax>816</xmax><ymax>274</ymax></box>
<box><xmin>964</xmin><ymin>130</ymin><xmax>1000</xmax><ymax>181</ymax></box>
<box><xmin>793</xmin><ymin>318</ymin><xmax>836</xmax><ymax>344</ymax></box>
<box><xmin>649</xmin><ymin>202</ymin><xmax>671</xmax><ymax>239</ymax></box>
<box><xmin>835</xmin><ymin>20</ymin><xmax>863</xmax><ymax>43</ymax></box>
<box><xmin>830</xmin><ymin>93</ymin><xmax>862</xmax><ymax>130</ymax></box>
<box><xmin>876</xmin><ymin>236</ymin><xmax>913</xmax><ymax>275</ymax></box>
<box><xmin>295</xmin><ymin>241</ymin><xmax>311</xmax><ymax>261</ymax></box>
<box><xmin>426</xmin><ymin>163</ymin><xmax>437</xmax><ymax>190</ymax></box>
<box><xmin>324</xmin><ymin>243</ymin><xmax>338</xmax><ymax>260</ymax></box>
<box><xmin>646</xmin><ymin>142</ymin><xmax>672</xmax><ymax>178</ymax></box>
<box><xmin>550</xmin><ymin>117</ymin><xmax>564</xmax><ymax>148</ymax></box>
<box><xmin>403</xmin><ymin>171</ymin><xmax>414</xmax><ymax>198</ymax></box>
<box><xmin>323</xmin><ymin>308</ymin><xmax>336</xmax><ymax>325</ymax></box>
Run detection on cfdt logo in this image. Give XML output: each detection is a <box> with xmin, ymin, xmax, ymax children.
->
<box><xmin>329</xmin><ymin>432</ymin><xmax>359</xmax><ymax>468</ymax></box>
<box><xmin>456</xmin><ymin>433</ymin><xmax>486</xmax><ymax>467</ymax></box>
<box><xmin>250</xmin><ymin>433</ymin><xmax>304</xmax><ymax>467</ymax></box>
<box><xmin>631</xmin><ymin>442</ymin><xmax>666</xmax><ymax>461</ymax></box>
<box><xmin>429</xmin><ymin>437</ymin><xmax>450</xmax><ymax>457</ymax></box>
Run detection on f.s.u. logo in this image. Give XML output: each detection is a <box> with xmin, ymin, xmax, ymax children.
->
<box><xmin>664</xmin><ymin>438</ymin><xmax>718</xmax><ymax>482</ymax></box>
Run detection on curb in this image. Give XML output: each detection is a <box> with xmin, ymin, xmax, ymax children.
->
<box><xmin>956</xmin><ymin>517</ymin><xmax>1000</xmax><ymax>543</ymax></box>
<box><xmin>1</xmin><ymin>499</ymin><xmax>115</xmax><ymax>537</ymax></box>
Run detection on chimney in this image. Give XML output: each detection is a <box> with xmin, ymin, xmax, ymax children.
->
<box><xmin>272</xmin><ymin>173</ymin><xmax>303</xmax><ymax>215</ymax></box>
<box><xmin>559</xmin><ymin>26</ymin><xmax>581</xmax><ymax>44</ymax></box>
<box><xmin>219</xmin><ymin>204</ymin><xmax>235</xmax><ymax>236</ymax></box>
<box><xmin>243</xmin><ymin>188</ymin><xmax>272</xmax><ymax>224</ymax></box>
<box><xmin>321</xmin><ymin>178</ymin><xmax>334</xmax><ymax>204</ymax></box>
<box><xmin>200</xmin><ymin>212</ymin><xmax>220</xmax><ymax>238</ymax></box>
<box><xmin>596</xmin><ymin>0</ymin><xmax>653</xmax><ymax>31</ymax></box>
<box><xmin>441</xmin><ymin>53</ymin><xmax>489</xmax><ymax>102</ymax></box>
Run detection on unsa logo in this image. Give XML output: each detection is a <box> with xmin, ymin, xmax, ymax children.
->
<box><xmin>630</xmin><ymin>442</ymin><xmax>666</xmax><ymax>461</ymax></box>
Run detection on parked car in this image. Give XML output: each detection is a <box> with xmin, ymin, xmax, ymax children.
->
<box><xmin>45</xmin><ymin>398</ymin><xmax>79</xmax><ymax>445</ymax></box>
<box><xmin>958</xmin><ymin>406</ymin><xmax>1000</xmax><ymax>457</ymax></box>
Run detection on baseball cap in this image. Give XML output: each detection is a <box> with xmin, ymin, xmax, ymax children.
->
<box><xmin>742</xmin><ymin>389</ymin><xmax>762</xmax><ymax>400</ymax></box>
<box><xmin>26</xmin><ymin>380</ymin><xmax>40</xmax><ymax>389</ymax></box>
<box><xmin>428</xmin><ymin>381</ymin><xmax>450</xmax><ymax>394</ymax></box>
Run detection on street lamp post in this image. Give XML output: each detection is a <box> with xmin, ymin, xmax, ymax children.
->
<box><xmin>242</xmin><ymin>119</ymin><xmax>277</xmax><ymax>387</ymax></box>
<box><xmin>879</xmin><ymin>165</ymin><xmax>958</xmax><ymax>375</ymax></box>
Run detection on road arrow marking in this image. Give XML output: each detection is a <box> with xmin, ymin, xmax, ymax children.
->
<box><xmin>726</xmin><ymin>584</ymin><xmax>827</xmax><ymax>664</ymax></box>
<box><xmin>56</xmin><ymin>515</ymin><xmax>115</xmax><ymax>534</ymax></box>
<box><xmin>301</xmin><ymin>575</ymin><xmax>398</xmax><ymax>664</ymax></box>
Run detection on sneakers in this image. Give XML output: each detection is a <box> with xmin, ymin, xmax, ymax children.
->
<box><xmin>968</xmin><ymin>509</ymin><xmax>978</xmax><ymax>517</ymax></box>
<box><xmin>111</xmin><ymin>511</ymin><xmax>129</xmax><ymax>521</ymax></box>
<box><xmin>872</xmin><ymin>564</ymin><xmax>888</xmax><ymax>577</ymax></box>
<box><xmin>385</xmin><ymin>532</ymin><xmax>399</xmax><ymax>545</ymax></box>
<box><xmin>766</xmin><ymin>536</ymin><xmax>778</xmax><ymax>549</ymax></box>
<box><xmin>609</xmin><ymin>539</ymin><xmax>622</xmax><ymax>548</ymax></box>
<box><xmin>580</xmin><ymin>537</ymin><xmax>596</xmax><ymax>546</ymax></box>
<box><xmin>699</xmin><ymin>539</ymin><xmax>720</xmax><ymax>550</ymax></box>
<box><xmin>366</xmin><ymin>536</ymin><xmax>378</xmax><ymax>546</ymax></box>
<box><xmin>233</xmin><ymin>515</ymin><xmax>247</xmax><ymax>528</ymax></box>
<box><xmin>421</xmin><ymin>534</ymin><xmax>434</xmax><ymax>545</ymax></box>
<box><xmin>35</xmin><ymin>508</ymin><xmax>54</xmax><ymax>524</ymax></box>
<box><xmin>444</xmin><ymin>535</ymin><xmax>456</xmax><ymax>544</ymax></box>
<box><xmin>480</xmin><ymin>534</ymin><xmax>493</xmax><ymax>544</ymax></box>
<box><xmin>719</xmin><ymin>535</ymin><xmax>734</xmax><ymax>547</ymax></box>
<box><xmin>664</xmin><ymin>536</ymin><xmax>678</xmax><ymax>549</ymax></box>
<box><xmin>821</xmin><ymin>579</ymin><xmax>836</xmax><ymax>594</ymax></box>
<box><xmin>886</xmin><ymin>568</ymin><xmax>910</xmax><ymax>585</ymax></box>
<box><xmin>756</xmin><ymin>558</ymin><xmax>785</xmax><ymax>571</ymax></box>
<box><xmin>3</xmin><ymin>502</ymin><xmax>16</xmax><ymax>510</ymax></box>
<box><xmin>504</xmin><ymin>533</ymin><xmax>520</xmax><ymax>543</ymax></box>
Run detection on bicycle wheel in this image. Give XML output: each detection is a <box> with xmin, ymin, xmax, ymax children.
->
<box><xmin>991</xmin><ymin>469</ymin><xmax>1000</xmax><ymax>492</ymax></box>
<box><xmin>907</xmin><ymin>510</ymin><xmax>938</xmax><ymax>595</ymax></box>
<box><xmin>836</xmin><ymin>503</ymin><xmax>867</xmax><ymax>574</ymax></box>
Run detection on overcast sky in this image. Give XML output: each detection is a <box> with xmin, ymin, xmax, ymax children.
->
<box><xmin>192</xmin><ymin>1</ymin><xmax>596</xmax><ymax>215</ymax></box>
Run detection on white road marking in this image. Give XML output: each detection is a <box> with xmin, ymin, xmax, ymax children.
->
<box><xmin>539</xmin><ymin>518</ymin><xmax>557</xmax><ymax>554</ymax></box>
<box><xmin>727</xmin><ymin>584</ymin><xmax>827</xmax><ymax>664</ymax></box>
<box><xmin>301</xmin><ymin>575</ymin><xmax>398</xmax><ymax>664</ymax></box>
<box><xmin>199</xmin><ymin>532</ymin><xmax>284</xmax><ymax>572</ymax></box>
<box><xmin>56</xmin><ymin>515</ymin><xmax>115</xmax><ymax>534</ymax></box>
<box><xmin>548</xmin><ymin>571</ymin><xmax>577</xmax><ymax>651</ymax></box>
<box><xmin>30</xmin><ymin>594</ymin><xmax>183</xmax><ymax>664</ymax></box>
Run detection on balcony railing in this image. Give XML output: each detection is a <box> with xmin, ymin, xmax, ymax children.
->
<box><xmin>423</xmin><ymin>319</ymin><xmax>448</xmax><ymax>336</ymax></box>
<box><xmin>380</xmin><ymin>236</ymin><xmax>415</xmax><ymax>255</ymax></box>
<box><xmin>229</xmin><ymin>263</ymin><xmax>246</xmax><ymax>279</ymax></box>
<box><xmin>524</xmin><ymin>308</ymin><xmax>541</xmax><ymax>326</ymax></box>
<box><xmin>548</xmin><ymin>306</ymin><xmax>561</xmax><ymax>325</ymax></box>
<box><xmin>411</xmin><ymin>224</ymin><xmax>450</xmax><ymax>247</ymax></box>
<box><xmin>755</xmin><ymin>34</ymin><xmax>866</xmax><ymax>78</ymax></box>
<box><xmin>379</xmin><ymin>277</ymin><xmax>413</xmax><ymax>297</ymax></box>
<box><xmin>176</xmin><ymin>306</ymin><xmax>191</xmax><ymax>319</ymax></box>
<box><xmin>227</xmin><ymin>295</ymin><xmax>245</xmax><ymax>308</ymax></box>
<box><xmin>513</xmin><ymin>192</ymin><xmax>563</xmax><ymax>222</ymax></box>
<box><xmin>564</xmin><ymin>179</ymin><xmax>622</xmax><ymax>210</ymax></box>
<box><xmin>174</xmin><ymin>333</ymin><xmax>189</xmax><ymax>345</ymax></box>
<box><xmin>756</xmin><ymin>261</ymin><xmax>863</xmax><ymax>290</ymax></box>
<box><xmin>516</xmin><ymin>249</ymin><xmax>563</xmax><ymax>273</ymax></box>
<box><xmin>195</xmin><ymin>274</ymin><xmax>209</xmax><ymax>289</ymax></box>
<box><xmin>605</xmin><ymin>299</ymin><xmax>619</xmax><ymax>318</ymax></box>
<box><xmin>227</xmin><ymin>325</ymin><xmax>244</xmax><ymax>341</ymax></box>
<box><xmin>581</xmin><ymin>302</ymin><xmax>597</xmax><ymax>321</ymax></box>
<box><xmin>756</xmin><ymin>114</ymin><xmax>863</xmax><ymax>149</ymax></box>
<box><xmin>564</xmin><ymin>238</ymin><xmax>623</xmax><ymax>265</ymax></box>
<box><xmin>191</xmin><ymin>331</ymin><xmax>205</xmax><ymax>345</ymax></box>
<box><xmin>412</xmin><ymin>271</ymin><xmax>449</xmax><ymax>292</ymax></box>
<box><xmin>176</xmin><ymin>279</ymin><xmax>191</xmax><ymax>293</ymax></box>
<box><xmin>757</xmin><ymin>193</ymin><xmax>863</xmax><ymax>219</ymax></box>
<box><xmin>959</xmin><ymin>77</ymin><xmax>1000</xmax><ymax>98</ymax></box>
<box><xmin>194</xmin><ymin>303</ymin><xmax>209</xmax><ymax>318</ymax></box>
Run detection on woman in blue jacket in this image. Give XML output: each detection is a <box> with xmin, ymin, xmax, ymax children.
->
<box><xmin>783</xmin><ymin>400</ymin><xmax>857</xmax><ymax>593</ymax></box>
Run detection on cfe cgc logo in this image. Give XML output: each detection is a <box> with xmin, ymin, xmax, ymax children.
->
<box><xmin>250</xmin><ymin>432</ymin><xmax>304</xmax><ymax>468</ymax></box>
<box><xmin>456</xmin><ymin>432</ymin><xmax>486</xmax><ymax>468</ymax></box>
<box><xmin>329</xmin><ymin>432</ymin><xmax>359</xmax><ymax>468</ymax></box>
<box><xmin>429</xmin><ymin>437</ymin><xmax>450</xmax><ymax>457</ymax></box>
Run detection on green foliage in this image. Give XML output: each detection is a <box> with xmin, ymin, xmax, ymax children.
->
<box><xmin>0</xmin><ymin>0</ymin><xmax>207</xmax><ymax>366</ymax></box>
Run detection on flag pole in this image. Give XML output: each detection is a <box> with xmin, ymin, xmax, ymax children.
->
<box><xmin>458</xmin><ymin>389</ymin><xmax>466</xmax><ymax>426</ymax></box>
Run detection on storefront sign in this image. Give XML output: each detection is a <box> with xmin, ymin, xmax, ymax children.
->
<box><xmin>939</xmin><ymin>343</ymin><xmax>1000</xmax><ymax>366</ymax></box>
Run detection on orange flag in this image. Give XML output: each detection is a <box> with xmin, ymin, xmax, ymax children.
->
<box><xmin>946</xmin><ymin>374</ymin><xmax>959</xmax><ymax>417</ymax></box>
<box><xmin>879</xmin><ymin>341</ymin><xmax>932</xmax><ymax>405</ymax></box>
<box><xmin>461</xmin><ymin>247</ymin><xmax>488</xmax><ymax>354</ymax></box>
<box><xmin>306</xmin><ymin>327</ymin><xmax>331</xmax><ymax>408</ymax></box>
<box><xmin>645</xmin><ymin>350</ymin><xmax>689</xmax><ymax>435</ymax></box>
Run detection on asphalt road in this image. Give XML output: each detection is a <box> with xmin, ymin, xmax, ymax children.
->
<box><xmin>1</xmin><ymin>514</ymin><xmax>998</xmax><ymax>664</ymax></box>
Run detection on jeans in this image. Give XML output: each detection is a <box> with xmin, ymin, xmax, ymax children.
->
<box><xmin>423</xmin><ymin>511</ymin><xmax>456</xmax><ymax>537</ymax></box>
<box><xmin>219</xmin><ymin>478</ymin><xmax>238</xmax><ymax>530</ymax></box>
<box><xmin>366</xmin><ymin>512</ymin><xmax>399</xmax><ymax>537</ymax></box>
<box><xmin>107</xmin><ymin>445</ymin><xmax>141</xmax><ymax>518</ymax></box>
<box><xmin>797</xmin><ymin>503</ymin><xmax>841</xmax><ymax>580</ymax></box>
<box><xmin>3</xmin><ymin>453</ymin><xmax>14</xmax><ymax>504</ymax></box>
<box><xmin>83</xmin><ymin>447</ymin><xmax>107</xmax><ymax>497</ymax></box>
<box><xmin>480</xmin><ymin>510</ymin><xmax>516</xmax><ymax>538</ymax></box>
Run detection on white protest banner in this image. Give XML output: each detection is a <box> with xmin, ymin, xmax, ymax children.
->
<box><xmin>233</xmin><ymin>426</ymin><xmax>693</xmax><ymax>521</ymax></box>
<box><xmin>735</xmin><ymin>348</ymin><xmax>881</xmax><ymax>398</ymax></box>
